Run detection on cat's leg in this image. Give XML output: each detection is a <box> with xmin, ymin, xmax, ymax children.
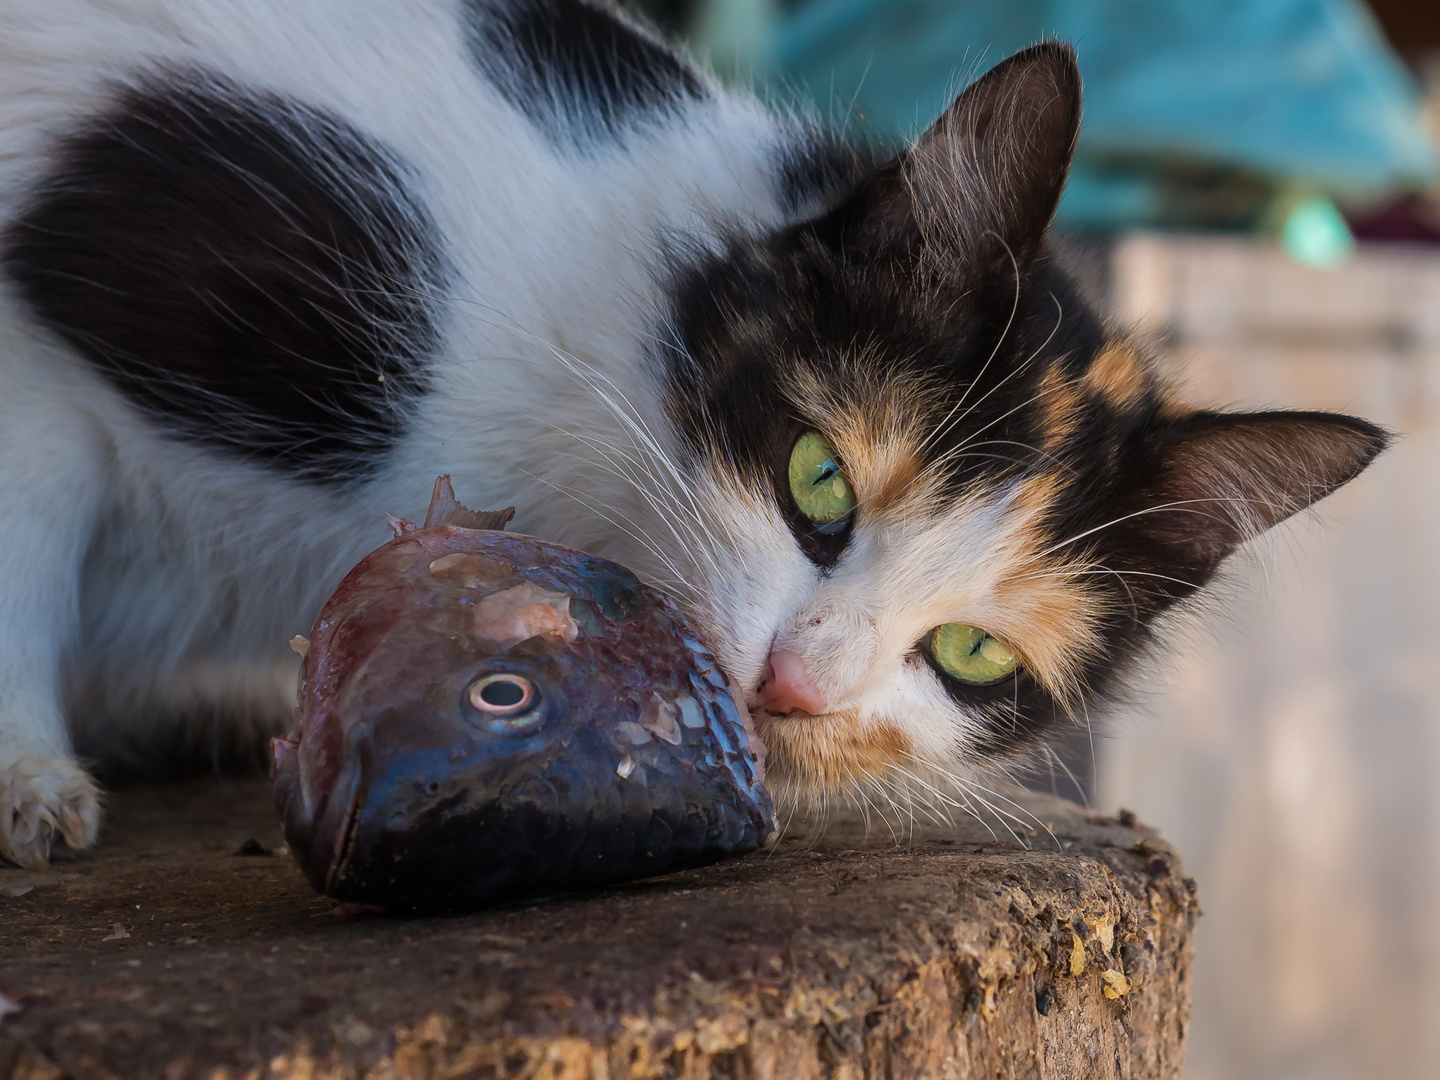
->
<box><xmin>0</xmin><ymin>385</ymin><xmax>108</xmax><ymax>867</ymax></box>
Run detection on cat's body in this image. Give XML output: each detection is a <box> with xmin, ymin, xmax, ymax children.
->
<box><xmin>0</xmin><ymin>0</ymin><xmax>1384</xmax><ymax>867</ymax></box>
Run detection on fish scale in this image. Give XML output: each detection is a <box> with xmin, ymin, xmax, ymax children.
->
<box><xmin>272</xmin><ymin>476</ymin><xmax>773</xmax><ymax>915</ymax></box>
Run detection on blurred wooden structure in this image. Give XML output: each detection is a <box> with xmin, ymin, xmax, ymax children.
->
<box><xmin>1097</xmin><ymin>233</ymin><xmax>1440</xmax><ymax>1080</ymax></box>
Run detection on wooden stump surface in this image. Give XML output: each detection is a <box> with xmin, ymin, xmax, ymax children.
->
<box><xmin>1</xmin><ymin>778</ymin><xmax>1196</xmax><ymax>1080</ymax></box>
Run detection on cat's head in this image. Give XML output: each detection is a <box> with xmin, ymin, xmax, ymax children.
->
<box><xmin>659</xmin><ymin>43</ymin><xmax>1386</xmax><ymax>804</ymax></box>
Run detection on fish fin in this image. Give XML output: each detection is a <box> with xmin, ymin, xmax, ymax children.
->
<box><xmin>424</xmin><ymin>475</ymin><xmax>516</xmax><ymax>531</ymax></box>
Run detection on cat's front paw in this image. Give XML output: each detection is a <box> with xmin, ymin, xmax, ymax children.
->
<box><xmin>0</xmin><ymin>755</ymin><xmax>101</xmax><ymax>867</ymax></box>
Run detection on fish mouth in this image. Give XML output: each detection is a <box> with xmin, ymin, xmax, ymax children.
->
<box><xmin>324</xmin><ymin>753</ymin><xmax>367</xmax><ymax>894</ymax></box>
<box><xmin>272</xmin><ymin>730</ymin><xmax>370</xmax><ymax>898</ymax></box>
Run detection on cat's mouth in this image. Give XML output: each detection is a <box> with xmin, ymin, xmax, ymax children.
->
<box><xmin>747</xmin><ymin>707</ymin><xmax>906</xmax><ymax>793</ymax></box>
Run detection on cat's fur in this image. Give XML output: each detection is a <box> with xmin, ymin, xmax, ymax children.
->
<box><xmin>0</xmin><ymin>0</ymin><xmax>1385</xmax><ymax>866</ymax></box>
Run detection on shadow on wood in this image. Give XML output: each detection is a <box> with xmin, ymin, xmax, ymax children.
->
<box><xmin>0</xmin><ymin>778</ymin><xmax>1195</xmax><ymax>1079</ymax></box>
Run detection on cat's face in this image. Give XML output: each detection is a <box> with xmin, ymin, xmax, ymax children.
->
<box><xmin>659</xmin><ymin>44</ymin><xmax>1386</xmax><ymax>805</ymax></box>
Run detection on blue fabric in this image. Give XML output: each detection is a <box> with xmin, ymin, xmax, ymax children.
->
<box><xmin>769</xmin><ymin>0</ymin><xmax>1437</xmax><ymax>226</ymax></box>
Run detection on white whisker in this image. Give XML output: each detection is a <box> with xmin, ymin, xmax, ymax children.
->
<box><xmin>919</xmin><ymin>235</ymin><xmax>1022</xmax><ymax>454</ymax></box>
<box><xmin>1039</xmin><ymin>499</ymin><xmax>1247</xmax><ymax>557</ymax></box>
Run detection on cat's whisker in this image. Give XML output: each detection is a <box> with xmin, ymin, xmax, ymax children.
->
<box><xmin>382</xmin><ymin>284</ymin><xmax>708</xmax><ymax>546</ymax></box>
<box><xmin>926</xmin><ymin>389</ymin><xmax>1081</xmax><ymax>492</ymax></box>
<box><xmin>849</xmin><ymin>764</ymin><xmax>913</xmax><ymax>843</ymax></box>
<box><xmin>841</xmin><ymin>764</ymin><xmax>879</xmax><ymax>837</ymax></box>
<box><xmin>1016</xmin><ymin>563</ymin><xmax>1141</xmax><ymax>622</ymax></box>
<box><xmin>881</xmin><ymin>771</ymin><xmax>939</xmax><ymax>835</ymax></box>
<box><xmin>924</xmin><ymin>290</ymin><xmax>1065</xmax><ymax>462</ymax></box>
<box><xmin>919</xmin><ymin>236</ymin><xmax>1023</xmax><ymax>455</ymax></box>
<box><xmin>513</xmin><ymin>467</ymin><xmax>701</xmax><ymax>602</ymax></box>
<box><xmin>434</xmin><ymin>293</ymin><xmax>725</xmax><ymax>560</ymax></box>
<box><xmin>956</xmin><ymin>788</ymin><xmax>1031</xmax><ymax>848</ymax></box>
<box><xmin>530</xmin><ymin>352</ymin><xmax>691</xmax><ymax>498</ymax></box>
<box><xmin>512</xmin><ymin>426</ymin><xmax>683</xmax><ymax>540</ymax></box>
<box><xmin>542</xmin><ymin>427</ymin><xmax>725</xmax><ymax>583</ymax></box>
<box><xmin>863</xmin><ymin>770</ymin><xmax>917</xmax><ymax>842</ymax></box>
<box><xmin>1074</xmin><ymin>567</ymin><xmax>1202</xmax><ymax>590</ymax></box>
<box><xmin>1031</xmin><ymin>743</ymin><xmax>1079</xmax><ymax>806</ymax></box>
<box><xmin>884</xmin><ymin>764</ymin><xmax>960</xmax><ymax>831</ymax></box>
<box><xmin>904</xmin><ymin>775</ymin><xmax>977</xmax><ymax>834</ymax></box>
<box><xmin>838</xmin><ymin>764</ymin><xmax>900</xmax><ymax>842</ymax></box>
<box><xmin>961</xmin><ymin>779</ymin><xmax>1057</xmax><ymax>849</ymax></box>
<box><xmin>836</xmin><ymin>767</ymin><xmax>873</xmax><ymax>836</ymax></box>
<box><xmin>529</xmin><ymin>342</ymin><xmax>721</xmax><ymax>540</ymax></box>
<box><xmin>932</xmin><ymin>364</ymin><xmax>1075</xmax><ymax>480</ymax></box>
<box><xmin>1077</xmin><ymin>698</ymin><xmax>1099</xmax><ymax>811</ymax></box>
<box><xmin>534</xmin><ymin>445</ymin><xmax>709</xmax><ymax>594</ymax></box>
<box><xmin>335</xmin><ymin>288</ymin><xmax>720</xmax><ymax>584</ymax></box>
<box><xmin>905</xmin><ymin>753</ymin><xmax>1054</xmax><ymax>849</ymax></box>
<box><xmin>927</xmin><ymin>435</ymin><xmax>1079</xmax><ymax>483</ymax></box>
<box><xmin>1039</xmin><ymin>498</ymin><xmax>1253</xmax><ymax>556</ymax></box>
<box><xmin>906</xmin><ymin>768</ymin><xmax>999</xmax><ymax>842</ymax></box>
<box><xmin>799</xmin><ymin>797</ymin><xmax>835</xmax><ymax>852</ymax></box>
<box><xmin>982</xmin><ymin>756</ymin><xmax>1072</xmax><ymax>848</ymax></box>
<box><xmin>764</xmin><ymin>796</ymin><xmax>802</xmax><ymax>858</ymax></box>
<box><xmin>927</xmin><ymin>448</ymin><xmax>1046</xmax><ymax>474</ymax></box>
<box><xmin>510</xmin><ymin>344</ymin><xmax>733</xmax><ymax>578</ymax></box>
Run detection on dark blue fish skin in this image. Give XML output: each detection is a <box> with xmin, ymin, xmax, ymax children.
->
<box><xmin>273</xmin><ymin>500</ymin><xmax>772</xmax><ymax>915</ymax></box>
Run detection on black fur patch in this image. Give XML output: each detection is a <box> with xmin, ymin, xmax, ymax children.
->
<box><xmin>773</xmin><ymin>135</ymin><xmax>875</xmax><ymax>219</ymax></box>
<box><xmin>3</xmin><ymin>74</ymin><xmax>442</xmax><ymax>481</ymax></box>
<box><xmin>464</xmin><ymin>0</ymin><xmax>705</xmax><ymax>146</ymax></box>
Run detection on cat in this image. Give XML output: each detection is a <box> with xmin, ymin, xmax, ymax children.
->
<box><xmin>0</xmin><ymin>0</ymin><xmax>1386</xmax><ymax>868</ymax></box>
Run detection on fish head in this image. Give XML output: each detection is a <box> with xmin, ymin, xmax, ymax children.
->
<box><xmin>274</xmin><ymin>528</ymin><xmax>770</xmax><ymax>913</ymax></box>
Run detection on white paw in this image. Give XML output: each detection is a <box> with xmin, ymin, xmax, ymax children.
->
<box><xmin>0</xmin><ymin>755</ymin><xmax>101</xmax><ymax>867</ymax></box>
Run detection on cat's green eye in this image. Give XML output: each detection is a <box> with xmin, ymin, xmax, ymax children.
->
<box><xmin>788</xmin><ymin>432</ymin><xmax>856</xmax><ymax>528</ymax></box>
<box><xmin>928</xmin><ymin>623</ymin><xmax>1018</xmax><ymax>686</ymax></box>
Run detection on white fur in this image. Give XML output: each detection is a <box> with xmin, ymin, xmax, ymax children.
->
<box><xmin>0</xmin><ymin>0</ymin><xmax>1038</xmax><ymax>863</ymax></box>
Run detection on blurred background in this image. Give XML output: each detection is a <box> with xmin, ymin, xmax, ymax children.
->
<box><xmin>626</xmin><ymin>2</ymin><xmax>1440</xmax><ymax>1077</ymax></box>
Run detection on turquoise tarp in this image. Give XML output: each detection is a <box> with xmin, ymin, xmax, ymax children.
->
<box><xmin>765</xmin><ymin>0</ymin><xmax>1436</xmax><ymax>227</ymax></box>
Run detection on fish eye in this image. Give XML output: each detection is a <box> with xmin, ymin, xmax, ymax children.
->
<box><xmin>788</xmin><ymin>432</ymin><xmax>856</xmax><ymax>532</ymax></box>
<box><xmin>467</xmin><ymin>673</ymin><xmax>537</xmax><ymax>717</ymax></box>
<box><xmin>927</xmin><ymin>624</ymin><xmax>1018</xmax><ymax>686</ymax></box>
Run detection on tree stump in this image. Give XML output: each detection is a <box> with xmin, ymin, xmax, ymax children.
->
<box><xmin>0</xmin><ymin>778</ymin><xmax>1196</xmax><ymax>1079</ymax></box>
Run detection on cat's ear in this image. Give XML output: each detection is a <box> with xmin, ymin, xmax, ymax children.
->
<box><xmin>833</xmin><ymin>41</ymin><xmax>1080</xmax><ymax>275</ymax></box>
<box><xmin>1120</xmin><ymin>411</ymin><xmax>1389</xmax><ymax>589</ymax></box>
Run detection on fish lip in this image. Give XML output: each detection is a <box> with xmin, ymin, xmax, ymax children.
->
<box><xmin>321</xmin><ymin>733</ymin><xmax>374</xmax><ymax>895</ymax></box>
<box><xmin>324</xmin><ymin>769</ymin><xmax>364</xmax><ymax>895</ymax></box>
<box><xmin>275</xmin><ymin>726</ymin><xmax>367</xmax><ymax>899</ymax></box>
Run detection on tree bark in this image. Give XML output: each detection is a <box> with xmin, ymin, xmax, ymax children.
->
<box><xmin>0</xmin><ymin>778</ymin><xmax>1195</xmax><ymax>1079</ymax></box>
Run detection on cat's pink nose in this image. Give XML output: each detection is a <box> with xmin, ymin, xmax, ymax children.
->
<box><xmin>749</xmin><ymin>650</ymin><xmax>827</xmax><ymax>717</ymax></box>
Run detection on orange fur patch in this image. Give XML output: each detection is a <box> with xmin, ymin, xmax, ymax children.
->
<box><xmin>984</xmin><ymin>469</ymin><xmax>1108</xmax><ymax>704</ymax></box>
<box><xmin>756</xmin><ymin>712</ymin><xmax>912</xmax><ymax>796</ymax></box>
<box><xmin>988</xmin><ymin>557</ymin><xmax>1101</xmax><ymax>707</ymax></box>
<box><xmin>785</xmin><ymin>354</ymin><xmax>941</xmax><ymax>515</ymax></box>
<box><xmin>1083</xmin><ymin>341</ymin><xmax>1147</xmax><ymax>410</ymax></box>
<box><xmin>1035</xmin><ymin>366</ymin><xmax>1083</xmax><ymax>454</ymax></box>
<box><xmin>843</xmin><ymin>438</ymin><xmax>926</xmax><ymax>515</ymax></box>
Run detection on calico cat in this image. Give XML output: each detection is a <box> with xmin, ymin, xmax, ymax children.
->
<box><xmin>0</xmin><ymin>0</ymin><xmax>1385</xmax><ymax>868</ymax></box>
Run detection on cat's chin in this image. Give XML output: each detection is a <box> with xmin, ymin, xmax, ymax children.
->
<box><xmin>750</xmin><ymin>709</ymin><xmax>912</xmax><ymax>799</ymax></box>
